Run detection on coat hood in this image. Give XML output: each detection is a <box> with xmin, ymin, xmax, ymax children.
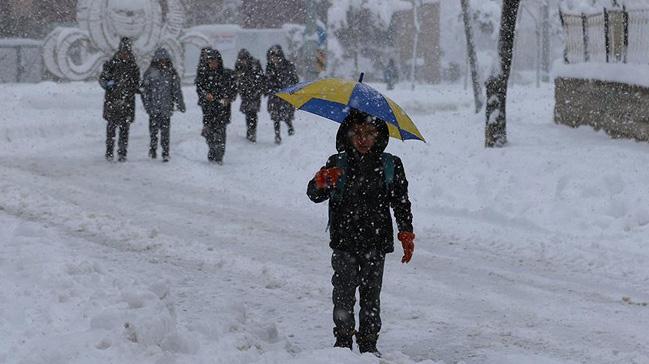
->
<box><xmin>196</xmin><ymin>47</ymin><xmax>212</xmax><ymax>75</ymax></box>
<box><xmin>118</xmin><ymin>37</ymin><xmax>133</xmax><ymax>53</ymax></box>
<box><xmin>151</xmin><ymin>48</ymin><xmax>173</xmax><ymax>69</ymax></box>
<box><xmin>152</xmin><ymin>48</ymin><xmax>171</xmax><ymax>62</ymax></box>
<box><xmin>335</xmin><ymin>109</ymin><xmax>389</xmax><ymax>154</ymax></box>
<box><xmin>114</xmin><ymin>37</ymin><xmax>136</xmax><ymax>63</ymax></box>
<box><xmin>205</xmin><ymin>48</ymin><xmax>224</xmax><ymax>73</ymax></box>
<box><xmin>237</xmin><ymin>49</ymin><xmax>253</xmax><ymax>62</ymax></box>
<box><xmin>267</xmin><ymin>45</ymin><xmax>286</xmax><ymax>63</ymax></box>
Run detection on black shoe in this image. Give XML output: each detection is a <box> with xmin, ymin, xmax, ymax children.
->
<box><xmin>117</xmin><ymin>156</ymin><xmax>127</xmax><ymax>163</ymax></box>
<box><xmin>334</xmin><ymin>337</ymin><xmax>352</xmax><ymax>350</ymax></box>
<box><xmin>149</xmin><ymin>149</ymin><xmax>157</xmax><ymax>159</ymax></box>
<box><xmin>162</xmin><ymin>156</ymin><xmax>169</xmax><ymax>163</ymax></box>
<box><xmin>288</xmin><ymin>127</ymin><xmax>295</xmax><ymax>136</ymax></box>
<box><xmin>358</xmin><ymin>343</ymin><xmax>382</xmax><ymax>357</ymax></box>
<box><xmin>247</xmin><ymin>135</ymin><xmax>256</xmax><ymax>143</ymax></box>
<box><xmin>357</xmin><ymin>334</ymin><xmax>381</xmax><ymax>357</ymax></box>
<box><xmin>105</xmin><ymin>153</ymin><xmax>113</xmax><ymax>161</ymax></box>
<box><xmin>333</xmin><ymin>328</ymin><xmax>354</xmax><ymax>350</ymax></box>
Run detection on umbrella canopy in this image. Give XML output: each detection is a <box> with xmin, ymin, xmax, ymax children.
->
<box><xmin>276</xmin><ymin>77</ymin><xmax>426</xmax><ymax>142</ymax></box>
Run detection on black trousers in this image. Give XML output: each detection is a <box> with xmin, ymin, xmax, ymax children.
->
<box><xmin>331</xmin><ymin>248</ymin><xmax>385</xmax><ymax>341</ymax></box>
<box><xmin>203</xmin><ymin>111</ymin><xmax>229</xmax><ymax>162</ymax></box>
<box><xmin>204</xmin><ymin>124</ymin><xmax>227</xmax><ymax>162</ymax></box>
<box><xmin>273</xmin><ymin>119</ymin><xmax>294</xmax><ymax>137</ymax></box>
<box><xmin>245</xmin><ymin>111</ymin><xmax>258</xmax><ymax>141</ymax></box>
<box><xmin>106</xmin><ymin>121</ymin><xmax>130</xmax><ymax>158</ymax></box>
<box><xmin>149</xmin><ymin>114</ymin><xmax>171</xmax><ymax>157</ymax></box>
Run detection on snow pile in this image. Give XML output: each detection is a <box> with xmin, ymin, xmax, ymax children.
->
<box><xmin>0</xmin><ymin>216</ymin><xmax>193</xmax><ymax>363</ymax></box>
<box><xmin>2</xmin><ymin>214</ymin><xmax>428</xmax><ymax>363</ymax></box>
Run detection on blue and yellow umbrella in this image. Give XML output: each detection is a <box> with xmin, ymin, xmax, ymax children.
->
<box><xmin>276</xmin><ymin>75</ymin><xmax>425</xmax><ymax>142</ymax></box>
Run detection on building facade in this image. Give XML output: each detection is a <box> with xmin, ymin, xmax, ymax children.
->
<box><xmin>0</xmin><ymin>0</ymin><xmax>75</xmax><ymax>38</ymax></box>
<box><xmin>391</xmin><ymin>2</ymin><xmax>441</xmax><ymax>84</ymax></box>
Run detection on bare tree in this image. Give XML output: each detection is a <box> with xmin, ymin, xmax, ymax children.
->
<box><xmin>541</xmin><ymin>1</ymin><xmax>551</xmax><ymax>82</ymax></box>
<box><xmin>460</xmin><ymin>0</ymin><xmax>483</xmax><ymax>113</ymax></box>
<box><xmin>410</xmin><ymin>0</ymin><xmax>421</xmax><ymax>90</ymax></box>
<box><xmin>521</xmin><ymin>3</ymin><xmax>541</xmax><ymax>88</ymax></box>
<box><xmin>485</xmin><ymin>0</ymin><xmax>521</xmax><ymax>148</ymax></box>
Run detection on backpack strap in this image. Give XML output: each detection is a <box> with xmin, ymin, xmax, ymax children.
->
<box><xmin>381</xmin><ymin>153</ymin><xmax>395</xmax><ymax>189</ymax></box>
<box><xmin>327</xmin><ymin>153</ymin><xmax>347</xmax><ymax>231</ymax></box>
<box><xmin>330</xmin><ymin>152</ymin><xmax>348</xmax><ymax>202</ymax></box>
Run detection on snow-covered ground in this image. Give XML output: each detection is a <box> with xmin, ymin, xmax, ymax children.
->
<box><xmin>0</xmin><ymin>80</ymin><xmax>648</xmax><ymax>364</ymax></box>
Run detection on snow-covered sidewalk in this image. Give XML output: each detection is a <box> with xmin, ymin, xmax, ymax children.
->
<box><xmin>0</xmin><ymin>82</ymin><xmax>647</xmax><ymax>363</ymax></box>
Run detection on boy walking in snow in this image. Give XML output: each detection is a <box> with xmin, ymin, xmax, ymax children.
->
<box><xmin>307</xmin><ymin>110</ymin><xmax>415</xmax><ymax>356</ymax></box>
<box><xmin>141</xmin><ymin>48</ymin><xmax>185</xmax><ymax>162</ymax></box>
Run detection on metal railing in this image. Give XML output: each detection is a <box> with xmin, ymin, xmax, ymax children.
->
<box><xmin>560</xmin><ymin>7</ymin><xmax>649</xmax><ymax>64</ymax></box>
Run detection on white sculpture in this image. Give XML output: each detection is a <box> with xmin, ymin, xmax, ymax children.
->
<box><xmin>43</xmin><ymin>0</ymin><xmax>184</xmax><ymax>81</ymax></box>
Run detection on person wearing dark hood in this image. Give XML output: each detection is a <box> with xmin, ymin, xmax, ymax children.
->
<box><xmin>306</xmin><ymin>109</ymin><xmax>415</xmax><ymax>356</ymax></box>
<box><xmin>265</xmin><ymin>45</ymin><xmax>299</xmax><ymax>145</ymax></box>
<box><xmin>141</xmin><ymin>48</ymin><xmax>186</xmax><ymax>162</ymax></box>
<box><xmin>235</xmin><ymin>49</ymin><xmax>265</xmax><ymax>143</ymax></box>
<box><xmin>384</xmin><ymin>59</ymin><xmax>399</xmax><ymax>91</ymax></box>
<box><xmin>99</xmin><ymin>37</ymin><xmax>141</xmax><ymax>162</ymax></box>
<box><xmin>195</xmin><ymin>48</ymin><xmax>237</xmax><ymax>164</ymax></box>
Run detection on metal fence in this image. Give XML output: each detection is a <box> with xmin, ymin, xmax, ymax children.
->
<box><xmin>560</xmin><ymin>7</ymin><xmax>649</xmax><ymax>64</ymax></box>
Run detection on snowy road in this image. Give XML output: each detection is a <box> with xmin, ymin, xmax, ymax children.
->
<box><xmin>1</xmin><ymin>82</ymin><xmax>648</xmax><ymax>363</ymax></box>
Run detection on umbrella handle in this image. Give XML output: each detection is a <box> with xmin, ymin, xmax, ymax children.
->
<box><xmin>358</xmin><ymin>72</ymin><xmax>365</xmax><ymax>83</ymax></box>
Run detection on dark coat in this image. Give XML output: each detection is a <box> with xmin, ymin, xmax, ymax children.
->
<box><xmin>235</xmin><ymin>49</ymin><xmax>265</xmax><ymax>114</ymax></box>
<box><xmin>384</xmin><ymin>60</ymin><xmax>399</xmax><ymax>89</ymax></box>
<box><xmin>141</xmin><ymin>48</ymin><xmax>185</xmax><ymax>117</ymax></box>
<box><xmin>99</xmin><ymin>39</ymin><xmax>140</xmax><ymax>124</ymax></box>
<box><xmin>265</xmin><ymin>45</ymin><xmax>299</xmax><ymax>122</ymax></box>
<box><xmin>307</xmin><ymin>112</ymin><xmax>413</xmax><ymax>254</ymax></box>
<box><xmin>195</xmin><ymin>49</ymin><xmax>237</xmax><ymax>125</ymax></box>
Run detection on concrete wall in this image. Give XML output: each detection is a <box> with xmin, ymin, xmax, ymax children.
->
<box><xmin>554</xmin><ymin>77</ymin><xmax>649</xmax><ymax>141</ymax></box>
<box><xmin>0</xmin><ymin>40</ymin><xmax>43</xmax><ymax>83</ymax></box>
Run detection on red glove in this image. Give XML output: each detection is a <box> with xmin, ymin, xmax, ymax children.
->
<box><xmin>314</xmin><ymin>168</ymin><xmax>344</xmax><ymax>189</ymax></box>
<box><xmin>398</xmin><ymin>232</ymin><xmax>415</xmax><ymax>263</ymax></box>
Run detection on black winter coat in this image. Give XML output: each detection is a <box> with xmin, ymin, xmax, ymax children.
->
<box><xmin>307</xmin><ymin>117</ymin><xmax>413</xmax><ymax>254</ymax></box>
<box><xmin>235</xmin><ymin>50</ymin><xmax>265</xmax><ymax>114</ymax></box>
<box><xmin>99</xmin><ymin>55</ymin><xmax>140</xmax><ymax>124</ymax></box>
<box><xmin>265</xmin><ymin>46</ymin><xmax>299</xmax><ymax>122</ymax></box>
<box><xmin>195</xmin><ymin>50</ymin><xmax>237</xmax><ymax>125</ymax></box>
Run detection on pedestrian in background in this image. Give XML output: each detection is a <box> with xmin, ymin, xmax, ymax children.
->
<box><xmin>235</xmin><ymin>49</ymin><xmax>265</xmax><ymax>143</ymax></box>
<box><xmin>265</xmin><ymin>45</ymin><xmax>299</xmax><ymax>145</ymax></box>
<box><xmin>195</xmin><ymin>49</ymin><xmax>237</xmax><ymax>164</ymax></box>
<box><xmin>384</xmin><ymin>59</ymin><xmax>399</xmax><ymax>91</ymax></box>
<box><xmin>99</xmin><ymin>37</ymin><xmax>140</xmax><ymax>162</ymax></box>
<box><xmin>141</xmin><ymin>48</ymin><xmax>185</xmax><ymax>162</ymax></box>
